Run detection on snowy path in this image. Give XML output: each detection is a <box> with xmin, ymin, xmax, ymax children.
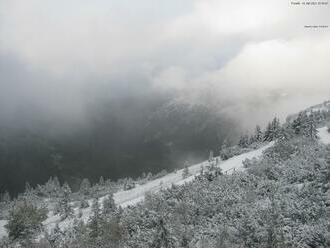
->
<box><xmin>0</xmin><ymin>142</ymin><xmax>273</xmax><ymax>239</ymax></box>
<box><xmin>318</xmin><ymin>126</ymin><xmax>330</xmax><ymax>145</ymax></box>
<box><xmin>114</xmin><ymin>142</ymin><xmax>274</xmax><ymax>208</ymax></box>
<box><xmin>0</xmin><ymin>220</ymin><xmax>6</xmax><ymax>239</ymax></box>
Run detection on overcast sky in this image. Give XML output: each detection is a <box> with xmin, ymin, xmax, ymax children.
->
<box><xmin>0</xmin><ymin>0</ymin><xmax>329</xmax><ymax>127</ymax></box>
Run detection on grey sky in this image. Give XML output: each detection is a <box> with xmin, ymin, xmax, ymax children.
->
<box><xmin>0</xmin><ymin>0</ymin><xmax>329</xmax><ymax>127</ymax></box>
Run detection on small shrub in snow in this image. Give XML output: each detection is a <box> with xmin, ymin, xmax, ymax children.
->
<box><xmin>5</xmin><ymin>200</ymin><xmax>48</xmax><ymax>241</ymax></box>
<box><xmin>123</xmin><ymin>178</ymin><xmax>135</xmax><ymax>191</ymax></box>
<box><xmin>80</xmin><ymin>199</ymin><xmax>90</xmax><ymax>209</ymax></box>
<box><xmin>182</xmin><ymin>166</ymin><xmax>190</xmax><ymax>179</ymax></box>
<box><xmin>102</xmin><ymin>194</ymin><xmax>116</xmax><ymax>216</ymax></box>
<box><xmin>54</xmin><ymin>183</ymin><xmax>74</xmax><ymax>220</ymax></box>
<box><xmin>79</xmin><ymin>178</ymin><xmax>91</xmax><ymax>196</ymax></box>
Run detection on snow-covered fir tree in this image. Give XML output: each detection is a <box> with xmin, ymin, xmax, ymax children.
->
<box><xmin>264</xmin><ymin>117</ymin><xmax>281</xmax><ymax>141</ymax></box>
<box><xmin>80</xmin><ymin>198</ymin><xmax>89</xmax><ymax>209</ymax></box>
<box><xmin>303</xmin><ymin>114</ymin><xmax>318</xmax><ymax>140</ymax></box>
<box><xmin>123</xmin><ymin>177</ymin><xmax>135</xmax><ymax>191</ymax></box>
<box><xmin>102</xmin><ymin>194</ymin><xmax>116</xmax><ymax>216</ymax></box>
<box><xmin>254</xmin><ymin>125</ymin><xmax>263</xmax><ymax>142</ymax></box>
<box><xmin>99</xmin><ymin>176</ymin><xmax>105</xmax><ymax>186</ymax></box>
<box><xmin>291</xmin><ymin>112</ymin><xmax>308</xmax><ymax>134</ymax></box>
<box><xmin>55</xmin><ymin>183</ymin><xmax>74</xmax><ymax>220</ymax></box>
<box><xmin>5</xmin><ymin>200</ymin><xmax>48</xmax><ymax>241</ymax></box>
<box><xmin>238</xmin><ymin>134</ymin><xmax>249</xmax><ymax>148</ymax></box>
<box><xmin>88</xmin><ymin>198</ymin><xmax>102</xmax><ymax>239</ymax></box>
<box><xmin>80</xmin><ymin>178</ymin><xmax>91</xmax><ymax>196</ymax></box>
<box><xmin>182</xmin><ymin>165</ymin><xmax>190</xmax><ymax>179</ymax></box>
<box><xmin>152</xmin><ymin>218</ymin><xmax>175</xmax><ymax>248</ymax></box>
<box><xmin>208</xmin><ymin>150</ymin><xmax>214</xmax><ymax>162</ymax></box>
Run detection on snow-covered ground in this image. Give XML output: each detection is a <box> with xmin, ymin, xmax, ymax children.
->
<box><xmin>0</xmin><ymin>142</ymin><xmax>273</xmax><ymax>239</ymax></box>
<box><xmin>114</xmin><ymin>142</ymin><xmax>274</xmax><ymax>208</ymax></box>
<box><xmin>318</xmin><ymin>126</ymin><xmax>330</xmax><ymax>145</ymax></box>
<box><xmin>0</xmin><ymin>220</ymin><xmax>6</xmax><ymax>239</ymax></box>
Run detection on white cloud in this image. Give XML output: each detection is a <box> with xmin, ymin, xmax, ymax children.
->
<box><xmin>0</xmin><ymin>0</ymin><xmax>329</xmax><ymax>126</ymax></box>
<box><xmin>209</xmin><ymin>35</ymin><xmax>330</xmax><ymax>95</ymax></box>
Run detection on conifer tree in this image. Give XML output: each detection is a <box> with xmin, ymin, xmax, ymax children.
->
<box><xmin>80</xmin><ymin>198</ymin><xmax>89</xmax><ymax>209</ymax></box>
<box><xmin>80</xmin><ymin>178</ymin><xmax>91</xmax><ymax>196</ymax></box>
<box><xmin>102</xmin><ymin>194</ymin><xmax>116</xmax><ymax>216</ymax></box>
<box><xmin>249</xmin><ymin>135</ymin><xmax>255</xmax><ymax>145</ymax></box>
<box><xmin>55</xmin><ymin>183</ymin><xmax>74</xmax><ymax>220</ymax></box>
<box><xmin>53</xmin><ymin>176</ymin><xmax>61</xmax><ymax>189</ymax></box>
<box><xmin>238</xmin><ymin>135</ymin><xmax>249</xmax><ymax>148</ymax></box>
<box><xmin>1</xmin><ymin>191</ymin><xmax>11</xmax><ymax>203</ymax></box>
<box><xmin>123</xmin><ymin>177</ymin><xmax>135</xmax><ymax>190</ymax></box>
<box><xmin>182</xmin><ymin>165</ymin><xmax>190</xmax><ymax>179</ymax></box>
<box><xmin>99</xmin><ymin>176</ymin><xmax>105</xmax><ymax>186</ymax></box>
<box><xmin>199</xmin><ymin>165</ymin><xmax>204</xmax><ymax>175</ymax></box>
<box><xmin>264</xmin><ymin>122</ymin><xmax>273</xmax><ymax>141</ymax></box>
<box><xmin>292</xmin><ymin>112</ymin><xmax>307</xmax><ymax>135</ymax></box>
<box><xmin>24</xmin><ymin>182</ymin><xmax>35</xmax><ymax>201</ymax></box>
<box><xmin>277</xmin><ymin>127</ymin><xmax>291</xmax><ymax>141</ymax></box>
<box><xmin>152</xmin><ymin>218</ymin><xmax>175</xmax><ymax>248</ymax></box>
<box><xmin>25</xmin><ymin>182</ymin><xmax>32</xmax><ymax>194</ymax></box>
<box><xmin>89</xmin><ymin>198</ymin><xmax>101</xmax><ymax>238</ymax></box>
<box><xmin>46</xmin><ymin>223</ymin><xmax>62</xmax><ymax>247</ymax></box>
<box><xmin>48</xmin><ymin>176</ymin><xmax>61</xmax><ymax>197</ymax></box>
<box><xmin>5</xmin><ymin>200</ymin><xmax>48</xmax><ymax>241</ymax></box>
<box><xmin>208</xmin><ymin>150</ymin><xmax>214</xmax><ymax>162</ymax></box>
<box><xmin>303</xmin><ymin>114</ymin><xmax>318</xmax><ymax>140</ymax></box>
<box><xmin>220</xmin><ymin>139</ymin><xmax>229</xmax><ymax>160</ymax></box>
<box><xmin>146</xmin><ymin>172</ymin><xmax>153</xmax><ymax>181</ymax></box>
<box><xmin>271</xmin><ymin>117</ymin><xmax>281</xmax><ymax>139</ymax></box>
<box><xmin>254</xmin><ymin>125</ymin><xmax>263</xmax><ymax>142</ymax></box>
<box><xmin>264</xmin><ymin>117</ymin><xmax>281</xmax><ymax>141</ymax></box>
<box><xmin>221</xmin><ymin>138</ymin><xmax>229</xmax><ymax>150</ymax></box>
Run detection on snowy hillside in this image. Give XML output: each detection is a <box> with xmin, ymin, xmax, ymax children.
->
<box><xmin>0</xmin><ymin>142</ymin><xmax>273</xmax><ymax>239</ymax></box>
<box><xmin>286</xmin><ymin>100</ymin><xmax>330</xmax><ymax>123</ymax></box>
<box><xmin>39</xmin><ymin>124</ymin><xmax>330</xmax><ymax>236</ymax></box>
<box><xmin>1</xmin><ymin>103</ymin><xmax>330</xmax><ymax>247</ymax></box>
<box><xmin>2</xmin><ymin>124</ymin><xmax>330</xmax><ymax>241</ymax></box>
<box><xmin>113</xmin><ymin>141</ymin><xmax>274</xmax><ymax>208</ymax></box>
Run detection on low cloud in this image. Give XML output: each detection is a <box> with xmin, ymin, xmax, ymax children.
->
<box><xmin>0</xmin><ymin>0</ymin><xmax>329</xmax><ymax>129</ymax></box>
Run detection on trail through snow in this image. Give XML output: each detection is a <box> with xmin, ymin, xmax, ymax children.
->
<box><xmin>0</xmin><ymin>220</ymin><xmax>6</xmax><ymax>240</ymax></box>
<box><xmin>114</xmin><ymin>141</ymin><xmax>274</xmax><ymax>208</ymax></box>
<box><xmin>0</xmin><ymin>142</ymin><xmax>273</xmax><ymax>239</ymax></box>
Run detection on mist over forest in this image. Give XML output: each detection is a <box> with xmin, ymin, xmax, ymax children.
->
<box><xmin>1</xmin><ymin>0</ymin><xmax>330</xmax><ymax>195</ymax></box>
<box><xmin>0</xmin><ymin>70</ymin><xmax>241</xmax><ymax>195</ymax></box>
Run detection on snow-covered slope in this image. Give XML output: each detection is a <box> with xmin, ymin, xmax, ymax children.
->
<box><xmin>114</xmin><ymin>142</ymin><xmax>273</xmax><ymax>208</ymax></box>
<box><xmin>0</xmin><ymin>142</ymin><xmax>273</xmax><ymax>239</ymax></box>
<box><xmin>0</xmin><ymin>220</ymin><xmax>6</xmax><ymax>239</ymax></box>
<box><xmin>318</xmin><ymin>126</ymin><xmax>330</xmax><ymax>145</ymax></box>
<box><xmin>286</xmin><ymin>101</ymin><xmax>330</xmax><ymax>123</ymax></box>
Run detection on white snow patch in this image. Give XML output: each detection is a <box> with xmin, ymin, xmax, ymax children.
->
<box><xmin>317</xmin><ymin>126</ymin><xmax>330</xmax><ymax>145</ymax></box>
<box><xmin>0</xmin><ymin>220</ymin><xmax>7</xmax><ymax>239</ymax></box>
<box><xmin>113</xmin><ymin>142</ymin><xmax>274</xmax><ymax>207</ymax></box>
<box><xmin>220</xmin><ymin>142</ymin><xmax>274</xmax><ymax>174</ymax></box>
